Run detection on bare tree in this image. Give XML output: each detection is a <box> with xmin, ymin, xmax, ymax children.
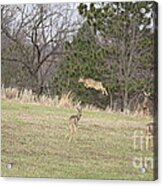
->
<box><xmin>1</xmin><ymin>4</ymin><xmax>80</xmax><ymax>97</ymax></box>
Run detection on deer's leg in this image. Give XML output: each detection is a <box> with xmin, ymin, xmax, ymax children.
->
<box><xmin>65</xmin><ymin>122</ymin><xmax>71</xmax><ymax>139</ymax></box>
<box><xmin>72</xmin><ymin>123</ymin><xmax>77</xmax><ymax>141</ymax></box>
<box><xmin>101</xmin><ymin>89</ymin><xmax>104</xmax><ymax>95</ymax></box>
<box><xmin>104</xmin><ymin>88</ymin><xmax>108</xmax><ymax>95</ymax></box>
<box><xmin>143</xmin><ymin>107</ymin><xmax>147</xmax><ymax>116</ymax></box>
<box><xmin>69</xmin><ymin>123</ymin><xmax>77</xmax><ymax>142</ymax></box>
<box><xmin>101</xmin><ymin>88</ymin><xmax>107</xmax><ymax>95</ymax></box>
<box><xmin>74</xmin><ymin>123</ymin><xmax>77</xmax><ymax>134</ymax></box>
<box><xmin>68</xmin><ymin>123</ymin><xmax>74</xmax><ymax>142</ymax></box>
<box><xmin>85</xmin><ymin>84</ymin><xmax>89</xmax><ymax>88</ymax></box>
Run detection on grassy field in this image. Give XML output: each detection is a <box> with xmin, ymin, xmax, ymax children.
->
<box><xmin>1</xmin><ymin>100</ymin><xmax>156</xmax><ymax>180</ymax></box>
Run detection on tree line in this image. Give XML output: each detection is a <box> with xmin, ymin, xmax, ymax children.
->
<box><xmin>1</xmin><ymin>2</ymin><xmax>158</xmax><ymax>114</ymax></box>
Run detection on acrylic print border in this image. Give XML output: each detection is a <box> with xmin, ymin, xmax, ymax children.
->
<box><xmin>1</xmin><ymin>0</ymin><xmax>158</xmax><ymax>181</ymax></box>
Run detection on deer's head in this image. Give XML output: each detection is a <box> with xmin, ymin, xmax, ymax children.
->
<box><xmin>78</xmin><ymin>77</ymin><xmax>84</xmax><ymax>83</ymax></box>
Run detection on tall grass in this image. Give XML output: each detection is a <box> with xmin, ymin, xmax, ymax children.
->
<box><xmin>1</xmin><ymin>86</ymin><xmax>76</xmax><ymax>108</ymax></box>
<box><xmin>1</xmin><ymin>86</ymin><xmax>152</xmax><ymax>118</ymax></box>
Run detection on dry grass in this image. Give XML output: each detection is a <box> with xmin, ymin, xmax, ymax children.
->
<box><xmin>1</xmin><ymin>86</ymin><xmax>152</xmax><ymax>120</ymax></box>
<box><xmin>1</xmin><ymin>87</ymin><xmax>77</xmax><ymax>108</ymax></box>
<box><xmin>58</xmin><ymin>91</ymin><xmax>76</xmax><ymax>108</ymax></box>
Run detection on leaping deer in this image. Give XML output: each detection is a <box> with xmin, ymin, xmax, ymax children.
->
<box><xmin>78</xmin><ymin>77</ymin><xmax>108</xmax><ymax>95</ymax></box>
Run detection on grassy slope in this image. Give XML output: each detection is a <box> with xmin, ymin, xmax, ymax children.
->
<box><xmin>1</xmin><ymin>100</ymin><xmax>155</xmax><ymax>180</ymax></box>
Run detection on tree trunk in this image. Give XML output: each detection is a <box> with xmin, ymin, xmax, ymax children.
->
<box><xmin>123</xmin><ymin>84</ymin><xmax>128</xmax><ymax>114</ymax></box>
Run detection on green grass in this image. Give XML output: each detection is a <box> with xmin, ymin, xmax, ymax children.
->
<box><xmin>1</xmin><ymin>100</ymin><xmax>156</xmax><ymax>180</ymax></box>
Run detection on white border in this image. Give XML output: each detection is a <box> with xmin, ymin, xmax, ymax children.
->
<box><xmin>0</xmin><ymin>0</ymin><xmax>162</xmax><ymax>185</ymax></box>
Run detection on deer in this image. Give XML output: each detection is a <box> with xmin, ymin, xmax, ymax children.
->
<box><xmin>67</xmin><ymin>106</ymin><xmax>82</xmax><ymax>142</ymax></box>
<box><xmin>78</xmin><ymin>77</ymin><xmax>108</xmax><ymax>95</ymax></box>
<box><xmin>142</xmin><ymin>91</ymin><xmax>151</xmax><ymax>116</ymax></box>
<box><xmin>145</xmin><ymin>122</ymin><xmax>156</xmax><ymax>150</ymax></box>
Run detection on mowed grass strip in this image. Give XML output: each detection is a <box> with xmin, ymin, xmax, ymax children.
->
<box><xmin>1</xmin><ymin>100</ymin><xmax>155</xmax><ymax>180</ymax></box>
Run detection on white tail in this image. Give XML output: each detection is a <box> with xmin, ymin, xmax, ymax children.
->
<box><xmin>78</xmin><ymin>77</ymin><xmax>108</xmax><ymax>95</ymax></box>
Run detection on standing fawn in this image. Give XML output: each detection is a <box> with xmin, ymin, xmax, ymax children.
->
<box><xmin>145</xmin><ymin>122</ymin><xmax>156</xmax><ymax>150</ymax></box>
<box><xmin>68</xmin><ymin>107</ymin><xmax>82</xmax><ymax>142</ymax></box>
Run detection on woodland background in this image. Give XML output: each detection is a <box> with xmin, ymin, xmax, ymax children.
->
<box><xmin>1</xmin><ymin>2</ymin><xmax>158</xmax><ymax>114</ymax></box>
